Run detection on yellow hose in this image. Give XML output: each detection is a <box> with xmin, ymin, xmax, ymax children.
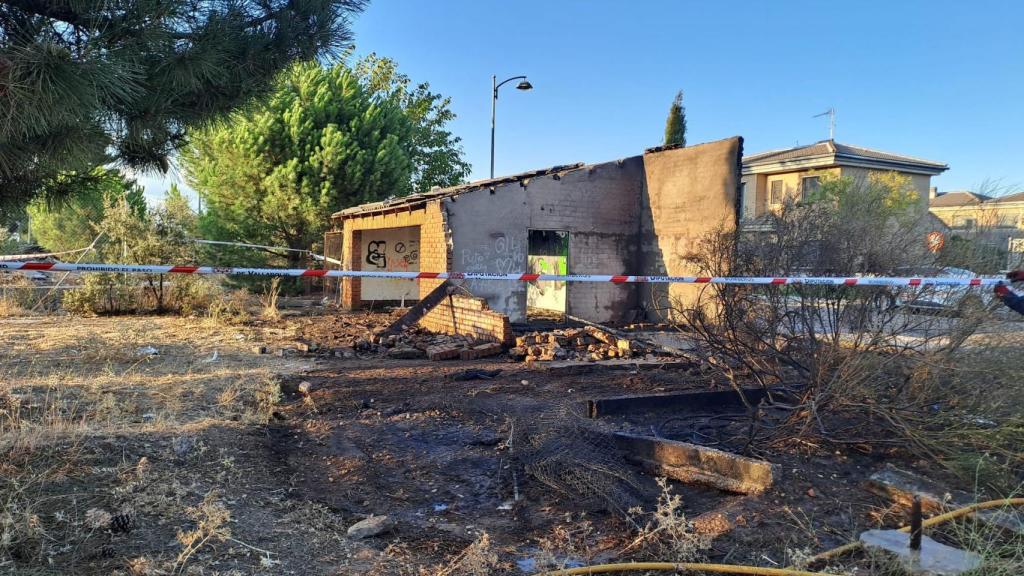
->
<box><xmin>535</xmin><ymin>498</ymin><xmax>1024</xmax><ymax>576</ymax></box>
<box><xmin>537</xmin><ymin>562</ymin><xmax>843</xmax><ymax>576</ymax></box>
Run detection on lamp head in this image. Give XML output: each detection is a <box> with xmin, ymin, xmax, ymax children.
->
<box><xmin>516</xmin><ymin>80</ymin><xmax>533</xmax><ymax>91</ymax></box>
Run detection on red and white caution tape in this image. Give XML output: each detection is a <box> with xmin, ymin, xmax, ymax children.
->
<box><xmin>0</xmin><ymin>261</ymin><xmax>1004</xmax><ymax>287</ymax></box>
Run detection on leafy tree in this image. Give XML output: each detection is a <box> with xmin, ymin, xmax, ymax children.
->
<box><xmin>182</xmin><ymin>57</ymin><xmax>470</xmax><ymax>269</ymax></box>
<box><xmin>0</xmin><ymin>0</ymin><xmax>367</xmax><ymax>213</ymax></box>
<box><xmin>75</xmin><ymin>190</ymin><xmax>198</xmax><ymax>312</ymax></box>
<box><xmin>354</xmin><ymin>53</ymin><xmax>471</xmax><ymax>192</ymax></box>
<box><xmin>27</xmin><ymin>168</ymin><xmax>145</xmax><ymax>253</ymax></box>
<box><xmin>807</xmin><ymin>171</ymin><xmax>922</xmax><ymax>217</ymax></box>
<box><xmin>663</xmin><ymin>90</ymin><xmax>687</xmax><ymax>147</ymax></box>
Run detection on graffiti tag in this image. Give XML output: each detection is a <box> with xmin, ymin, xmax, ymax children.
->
<box><xmin>365</xmin><ymin>241</ymin><xmax>387</xmax><ymax>268</ymax></box>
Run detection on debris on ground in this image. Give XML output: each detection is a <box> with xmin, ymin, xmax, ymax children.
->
<box><xmin>346</xmin><ymin>515</ymin><xmax>395</xmax><ymax>539</ymax></box>
<box><xmin>509</xmin><ymin>326</ymin><xmax>656</xmax><ymax>362</ymax></box>
<box><xmin>450</xmin><ymin>368</ymin><xmax>503</xmax><ymax>381</ymax></box>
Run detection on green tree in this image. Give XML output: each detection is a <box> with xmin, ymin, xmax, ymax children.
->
<box><xmin>84</xmin><ymin>190</ymin><xmax>198</xmax><ymax>312</ymax></box>
<box><xmin>27</xmin><ymin>168</ymin><xmax>145</xmax><ymax>253</ymax></box>
<box><xmin>0</xmin><ymin>0</ymin><xmax>367</xmax><ymax>214</ymax></box>
<box><xmin>663</xmin><ymin>90</ymin><xmax>687</xmax><ymax>147</ymax></box>
<box><xmin>354</xmin><ymin>53</ymin><xmax>471</xmax><ymax>192</ymax></box>
<box><xmin>182</xmin><ymin>57</ymin><xmax>469</xmax><ymax>269</ymax></box>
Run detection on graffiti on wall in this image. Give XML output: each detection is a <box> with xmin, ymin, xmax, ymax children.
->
<box><xmin>360</xmin><ymin>226</ymin><xmax>419</xmax><ymax>301</ymax></box>
<box><xmin>393</xmin><ymin>241</ymin><xmax>419</xmax><ymax>269</ymax></box>
<box><xmin>365</xmin><ymin>241</ymin><xmax>387</xmax><ymax>268</ymax></box>
<box><xmin>460</xmin><ymin>233</ymin><xmax>524</xmax><ymax>274</ymax></box>
<box><xmin>526</xmin><ymin>254</ymin><xmax>567</xmax><ymax>311</ymax></box>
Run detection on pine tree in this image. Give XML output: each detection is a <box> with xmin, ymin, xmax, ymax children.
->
<box><xmin>0</xmin><ymin>0</ymin><xmax>366</xmax><ymax>212</ymax></box>
<box><xmin>182</xmin><ymin>57</ymin><xmax>469</xmax><ymax>270</ymax></box>
<box><xmin>663</xmin><ymin>90</ymin><xmax>687</xmax><ymax>147</ymax></box>
<box><xmin>26</xmin><ymin>168</ymin><xmax>145</xmax><ymax>253</ymax></box>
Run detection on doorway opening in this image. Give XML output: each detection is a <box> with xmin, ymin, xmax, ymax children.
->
<box><xmin>527</xmin><ymin>229</ymin><xmax>568</xmax><ymax>321</ymax></box>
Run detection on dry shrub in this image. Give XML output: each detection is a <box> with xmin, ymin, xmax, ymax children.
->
<box><xmin>206</xmin><ymin>287</ymin><xmax>254</xmax><ymax>324</ymax></box>
<box><xmin>436</xmin><ymin>533</ymin><xmax>503</xmax><ymax>576</ymax></box>
<box><xmin>0</xmin><ymin>273</ymin><xmax>34</xmax><ymax>316</ymax></box>
<box><xmin>532</xmin><ymin>518</ymin><xmax>599</xmax><ymax>571</ymax></box>
<box><xmin>624</xmin><ymin>477</ymin><xmax>710</xmax><ymax>563</ymax></box>
<box><xmin>676</xmin><ymin>177</ymin><xmax>1023</xmax><ymax>489</ymax></box>
<box><xmin>174</xmin><ymin>492</ymin><xmax>231</xmax><ymax>574</ymax></box>
<box><xmin>63</xmin><ymin>273</ymin><xmax>138</xmax><ymax>315</ymax></box>
<box><xmin>260</xmin><ymin>277</ymin><xmax>281</xmax><ymax>321</ymax></box>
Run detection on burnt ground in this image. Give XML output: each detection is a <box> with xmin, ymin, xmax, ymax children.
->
<box><xmin>5</xmin><ymin>310</ymin><xmax>1007</xmax><ymax>575</ymax></box>
<box><xmin>265</xmin><ymin>321</ymin><xmax>954</xmax><ymax>573</ymax></box>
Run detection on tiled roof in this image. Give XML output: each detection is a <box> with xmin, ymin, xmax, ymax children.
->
<box><xmin>989</xmin><ymin>191</ymin><xmax>1024</xmax><ymax>204</ymax></box>
<box><xmin>332</xmin><ymin>163</ymin><xmax>585</xmax><ymax>218</ymax></box>
<box><xmin>744</xmin><ymin>140</ymin><xmax>947</xmax><ymax>171</ymax></box>
<box><xmin>930</xmin><ymin>191</ymin><xmax>992</xmax><ymax>208</ymax></box>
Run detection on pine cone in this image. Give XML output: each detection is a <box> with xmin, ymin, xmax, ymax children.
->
<box><xmin>109</xmin><ymin>513</ymin><xmax>134</xmax><ymax>534</ymax></box>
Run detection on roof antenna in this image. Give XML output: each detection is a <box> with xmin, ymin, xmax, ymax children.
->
<box><xmin>813</xmin><ymin>107</ymin><xmax>835</xmax><ymax>140</ymax></box>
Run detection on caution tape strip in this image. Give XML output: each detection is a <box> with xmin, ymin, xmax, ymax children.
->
<box><xmin>0</xmin><ymin>261</ymin><xmax>1004</xmax><ymax>288</ymax></box>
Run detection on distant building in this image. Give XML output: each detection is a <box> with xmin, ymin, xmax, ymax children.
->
<box><xmin>740</xmin><ymin>140</ymin><xmax>948</xmax><ymax>221</ymax></box>
<box><xmin>929</xmin><ymin>190</ymin><xmax>1024</xmax><ymax>267</ymax></box>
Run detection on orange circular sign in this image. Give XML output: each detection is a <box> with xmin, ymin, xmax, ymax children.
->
<box><xmin>926</xmin><ymin>231</ymin><xmax>945</xmax><ymax>253</ymax></box>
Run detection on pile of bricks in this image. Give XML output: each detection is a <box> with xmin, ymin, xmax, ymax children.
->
<box><xmin>508</xmin><ymin>326</ymin><xmax>652</xmax><ymax>362</ymax></box>
<box><xmin>424</xmin><ymin>336</ymin><xmax>504</xmax><ymax>361</ymax></box>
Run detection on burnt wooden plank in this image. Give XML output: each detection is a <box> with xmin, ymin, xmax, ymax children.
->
<box><xmin>381</xmin><ymin>280</ymin><xmax>453</xmax><ymax>336</ymax></box>
<box><xmin>587</xmin><ymin>387</ymin><xmax>778</xmax><ymax>418</ymax></box>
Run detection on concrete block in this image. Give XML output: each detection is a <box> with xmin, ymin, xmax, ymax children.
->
<box><xmin>612</xmin><ymin>432</ymin><xmax>775</xmax><ymax>494</ymax></box>
<box><xmin>859</xmin><ymin>529</ymin><xmax>981</xmax><ymax>575</ymax></box>
<box><xmin>867</xmin><ymin>465</ymin><xmax>1024</xmax><ymax>535</ymax></box>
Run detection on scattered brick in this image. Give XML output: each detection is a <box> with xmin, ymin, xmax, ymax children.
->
<box><xmin>427</xmin><ymin>345</ymin><xmax>461</xmax><ymax>361</ymax></box>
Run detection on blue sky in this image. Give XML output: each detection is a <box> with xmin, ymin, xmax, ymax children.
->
<box><xmin>141</xmin><ymin>0</ymin><xmax>1024</xmax><ymax>203</ymax></box>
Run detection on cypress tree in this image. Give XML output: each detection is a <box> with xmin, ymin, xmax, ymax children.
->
<box><xmin>663</xmin><ymin>90</ymin><xmax>687</xmax><ymax>147</ymax></box>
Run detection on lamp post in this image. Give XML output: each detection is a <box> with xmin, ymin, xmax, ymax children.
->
<box><xmin>490</xmin><ymin>74</ymin><xmax>533</xmax><ymax>179</ymax></box>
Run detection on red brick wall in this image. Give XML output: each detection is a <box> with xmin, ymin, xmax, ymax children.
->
<box><xmin>418</xmin><ymin>293</ymin><xmax>513</xmax><ymax>345</ymax></box>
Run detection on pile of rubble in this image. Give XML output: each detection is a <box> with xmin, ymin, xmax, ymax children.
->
<box><xmin>341</xmin><ymin>331</ymin><xmax>504</xmax><ymax>361</ymax></box>
<box><xmin>509</xmin><ymin>326</ymin><xmax>654</xmax><ymax>362</ymax></box>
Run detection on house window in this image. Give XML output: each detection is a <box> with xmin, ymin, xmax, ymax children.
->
<box><xmin>769</xmin><ymin>180</ymin><xmax>783</xmax><ymax>205</ymax></box>
<box><xmin>954</xmin><ymin>217</ymin><xmax>976</xmax><ymax>229</ymax></box>
<box><xmin>801</xmin><ymin>176</ymin><xmax>821</xmax><ymax>200</ymax></box>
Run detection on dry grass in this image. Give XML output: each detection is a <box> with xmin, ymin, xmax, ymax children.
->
<box><xmin>260</xmin><ymin>277</ymin><xmax>281</xmax><ymax>321</ymax></box>
<box><xmin>0</xmin><ymin>315</ymin><xmax>326</xmax><ymax>574</ymax></box>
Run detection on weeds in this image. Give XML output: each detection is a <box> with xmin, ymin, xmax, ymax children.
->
<box><xmin>260</xmin><ymin>277</ymin><xmax>282</xmax><ymax>321</ymax></box>
<box><xmin>173</xmin><ymin>492</ymin><xmax>232</xmax><ymax>574</ymax></box>
<box><xmin>624</xmin><ymin>477</ymin><xmax>710</xmax><ymax>562</ymax></box>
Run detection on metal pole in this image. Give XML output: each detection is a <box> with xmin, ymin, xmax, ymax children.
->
<box><xmin>909</xmin><ymin>495</ymin><xmax>922</xmax><ymax>551</ymax></box>
<box><xmin>490</xmin><ymin>74</ymin><xmax>497</xmax><ymax>179</ymax></box>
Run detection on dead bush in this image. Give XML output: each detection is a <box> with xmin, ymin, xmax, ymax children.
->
<box><xmin>0</xmin><ymin>273</ymin><xmax>35</xmax><ymax>316</ymax></box>
<box><xmin>623</xmin><ymin>477</ymin><xmax>710</xmax><ymax>562</ymax></box>
<box><xmin>260</xmin><ymin>277</ymin><xmax>282</xmax><ymax>321</ymax></box>
<box><xmin>675</xmin><ymin>174</ymin><xmax>1023</xmax><ymax>489</ymax></box>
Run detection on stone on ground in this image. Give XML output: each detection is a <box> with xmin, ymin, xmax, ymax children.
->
<box><xmin>347</xmin><ymin>515</ymin><xmax>395</xmax><ymax>539</ymax></box>
<box><xmin>859</xmin><ymin>529</ymin><xmax>981</xmax><ymax>575</ymax></box>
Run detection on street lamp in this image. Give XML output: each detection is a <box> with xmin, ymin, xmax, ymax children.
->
<box><xmin>491</xmin><ymin>74</ymin><xmax>533</xmax><ymax>179</ymax></box>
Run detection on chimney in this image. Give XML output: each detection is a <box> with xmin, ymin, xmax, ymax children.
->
<box><xmin>929</xmin><ymin>186</ymin><xmax>938</xmax><ymax>199</ymax></box>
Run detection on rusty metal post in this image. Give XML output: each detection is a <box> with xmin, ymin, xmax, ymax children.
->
<box><xmin>910</xmin><ymin>495</ymin><xmax>922</xmax><ymax>551</ymax></box>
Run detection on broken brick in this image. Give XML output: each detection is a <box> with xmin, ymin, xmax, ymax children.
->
<box><xmin>427</xmin><ymin>345</ymin><xmax>461</xmax><ymax>361</ymax></box>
